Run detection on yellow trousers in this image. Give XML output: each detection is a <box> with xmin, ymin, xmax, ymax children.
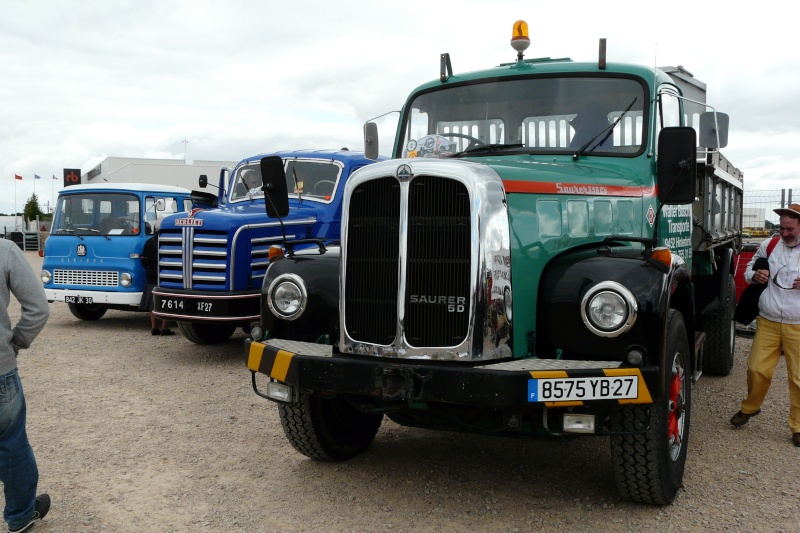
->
<box><xmin>741</xmin><ymin>316</ymin><xmax>800</xmax><ymax>433</ymax></box>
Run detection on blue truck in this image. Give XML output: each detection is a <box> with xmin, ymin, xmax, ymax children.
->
<box><xmin>41</xmin><ymin>183</ymin><xmax>195</xmax><ymax>320</ymax></box>
<box><xmin>152</xmin><ymin>149</ymin><xmax>380</xmax><ymax>344</ymax></box>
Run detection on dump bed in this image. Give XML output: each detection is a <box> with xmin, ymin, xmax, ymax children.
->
<box><xmin>692</xmin><ymin>149</ymin><xmax>743</xmax><ymax>252</ymax></box>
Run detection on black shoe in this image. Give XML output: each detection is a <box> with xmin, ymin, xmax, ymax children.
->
<box><xmin>151</xmin><ymin>327</ymin><xmax>160</xmax><ymax>336</ymax></box>
<box><xmin>730</xmin><ymin>409</ymin><xmax>761</xmax><ymax>427</ymax></box>
<box><xmin>793</xmin><ymin>433</ymin><xmax>800</xmax><ymax>447</ymax></box>
<box><xmin>8</xmin><ymin>493</ymin><xmax>50</xmax><ymax>533</ymax></box>
<box><xmin>160</xmin><ymin>328</ymin><xmax>175</xmax><ymax>336</ymax></box>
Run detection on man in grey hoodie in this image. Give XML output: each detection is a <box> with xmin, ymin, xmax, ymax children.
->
<box><xmin>0</xmin><ymin>239</ymin><xmax>50</xmax><ymax>532</ymax></box>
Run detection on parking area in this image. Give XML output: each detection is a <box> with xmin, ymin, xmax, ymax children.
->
<box><xmin>7</xmin><ymin>251</ymin><xmax>800</xmax><ymax>531</ymax></box>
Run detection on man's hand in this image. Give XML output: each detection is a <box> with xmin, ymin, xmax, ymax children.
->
<box><xmin>753</xmin><ymin>269</ymin><xmax>770</xmax><ymax>284</ymax></box>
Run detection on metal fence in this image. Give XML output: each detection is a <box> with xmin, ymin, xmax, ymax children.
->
<box><xmin>743</xmin><ymin>189</ymin><xmax>797</xmax><ymax>230</ymax></box>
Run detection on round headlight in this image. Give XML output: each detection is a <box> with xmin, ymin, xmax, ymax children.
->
<box><xmin>267</xmin><ymin>274</ymin><xmax>307</xmax><ymax>320</ymax></box>
<box><xmin>581</xmin><ymin>281</ymin><xmax>637</xmax><ymax>337</ymax></box>
<box><xmin>40</xmin><ymin>270</ymin><xmax>51</xmax><ymax>284</ymax></box>
<box><xmin>120</xmin><ymin>272</ymin><xmax>132</xmax><ymax>287</ymax></box>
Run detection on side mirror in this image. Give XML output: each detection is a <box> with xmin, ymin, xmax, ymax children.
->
<box><xmin>657</xmin><ymin>127</ymin><xmax>696</xmax><ymax>205</ymax></box>
<box><xmin>260</xmin><ymin>156</ymin><xmax>289</xmax><ymax>218</ymax></box>
<box><xmin>155</xmin><ymin>198</ymin><xmax>166</xmax><ymax>212</ymax></box>
<box><xmin>698</xmin><ymin>111</ymin><xmax>729</xmax><ymax>149</ymax></box>
<box><xmin>364</xmin><ymin>122</ymin><xmax>379</xmax><ymax>160</ymax></box>
<box><xmin>199</xmin><ymin>175</ymin><xmax>208</xmax><ymax>188</ymax></box>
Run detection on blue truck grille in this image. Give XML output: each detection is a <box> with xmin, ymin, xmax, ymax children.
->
<box><xmin>158</xmin><ymin>228</ymin><xmax>230</xmax><ymax>290</ymax></box>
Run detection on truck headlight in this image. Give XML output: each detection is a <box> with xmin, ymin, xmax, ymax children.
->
<box><xmin>40</xmin><ymin>270</ymin><xmax>51</xmax><ymax>284</ymax></box>
<box><xmin>120</xmin><ymin>272</ymin><xmax>132</xmax><ymax>287</ymax></box>
<box><xmin>267</xmin><ymin>274</ymin><xmax>307</xmax><ymax>320</ymax></box>
<box><xmin>581</xmin><ymin>281</ymin><xmax>637</xmax><ymax>337</ymax></box>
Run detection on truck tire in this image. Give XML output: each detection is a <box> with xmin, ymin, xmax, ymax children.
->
<box><xmin>703</xmin><ymin>274</ymin><xmax>736</xmax><ymax>376</ymax></box>
<box><xmin>177</xmin><ymin>322</ymin><xmax>236</xmax><ymax>344</ymax></box>
<box><xmin>67</xmin><ymin>302</ymin><xmax>108</xmax><ymax>321</ymax></box>
<box><xmin>278</xmin><ymin>390</ymin><xmax>383</xmax><ymax>462</ymax></box>
<box><xmin>610</xmin><ymin>309</ymin><xmax>691</xmax><ymax>505</ymax></box>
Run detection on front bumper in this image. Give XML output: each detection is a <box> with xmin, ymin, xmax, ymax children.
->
<box><xmin>45</xmin><ymin>288</ymin><xmax>142</xmax><ymax>306</ymax></box>
<box><xmin>247</xmin><ymin>339</ymin><xmax>658</xmax><ymax>409</ymax></box>
<box><xmin>152</xmin><ymin>287</ymin><xmax>260</xmax><ymax>321</ymax></box>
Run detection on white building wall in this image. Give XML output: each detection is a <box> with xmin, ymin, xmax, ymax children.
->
<box><xmin>742</xmin><ymin>207</ymin><xmax>765</xmax><ymax>228</ymax></box>
<box><xmin>84</xmin><ymin>157</ymin><xmax>238</xmax><ymax>191</ymax></box>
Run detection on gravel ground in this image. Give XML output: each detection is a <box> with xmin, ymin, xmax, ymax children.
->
<box><xmin>6</xmin><ymin>251</ymin><xmax>800</xmax><ymax>532</ymax></box>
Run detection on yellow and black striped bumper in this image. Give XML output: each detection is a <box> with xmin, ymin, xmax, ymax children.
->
<box><xmin>247</xmin><ymin>339</ymin><xmax>657</xmax><ymax>408</ymax></box>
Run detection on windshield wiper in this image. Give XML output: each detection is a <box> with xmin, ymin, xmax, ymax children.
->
<box><xmin>448</xmin><ymin>143</ymin><xmax>525</xmax><ymax>158</ymax></box>
<box><xmin>76</xmin><ymin>227</ymin><xmax>110</xmax><ymax>240</ymax></box>
<box><xmin>55</xmin><ymin>228</ymin><xmax>83</xmax><ymax>240</ymax></box>
<box><xmin>573</xmin><ymin>98</ymin><xmax>638</xmax><ymax>161</ymax></box>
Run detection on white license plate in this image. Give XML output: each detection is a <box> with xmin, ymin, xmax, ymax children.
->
<box><xmin>65</xmin><ymin>295</ymin><xmax>93</xmax><ymax>304</ymax></box>
<box><xmin>528</xmin><ymin>376</ymin><xmax>638</xmax><ymax>402</ymax></box>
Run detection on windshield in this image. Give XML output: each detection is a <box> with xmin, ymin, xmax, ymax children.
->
<box><xmin>399</xmin><ymin>76</ymin><xmax>647</xmax><ymax>158</ymax></box>
<box><xmin>52</xmin><ymin>193</ymin><xmax>142</xmax><ymax>236</ymax></box>
<box><xmin>229</xmin><ymin>159</ymin><xmax>344</xmax><ymax>204</ymax></box>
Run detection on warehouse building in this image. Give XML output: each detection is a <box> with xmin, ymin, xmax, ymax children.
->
<box><xmin>83</xmin><ymin>156</ymin><xmax>239</xmax><ymax>190</ymax></box>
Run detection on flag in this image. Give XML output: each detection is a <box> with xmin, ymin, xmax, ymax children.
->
<box><xmin>14</xmin><ymin>174</ymin><xmax>22</xmax><ymax>180</ymax></box>
<box><xmin>35</xmin><ymin>174</ymin><xmax>41</xmax><ymax>180</ymax></box>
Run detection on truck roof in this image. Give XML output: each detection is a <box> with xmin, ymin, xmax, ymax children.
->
<box><xmin>57</xmin><ymin>182</ymin><xmax>192</xmax><ymax>195</ymax></box>
<box><xmin>236</xmin><ymin>149</ymin><xmax>378</xmax><ymax>166</ymax></box>
<box><xmin>410</xmin><ymin>58</ymin><xmax>680</xmax><ymax>97</ymax></box>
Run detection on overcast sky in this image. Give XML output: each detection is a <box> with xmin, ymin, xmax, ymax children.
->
<box><xmin>2</xmin><ymin>0</ymin><xmax>797</xmax><ymax>216</ymax></box>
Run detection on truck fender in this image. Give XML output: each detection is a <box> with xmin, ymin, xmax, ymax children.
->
<box><xmin>538</xmin><ymin>248</ymin><xmax>689</xmax><ymax>378</ymax></box>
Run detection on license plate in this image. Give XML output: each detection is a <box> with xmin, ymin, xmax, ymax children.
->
<box><xmin>65</xmin><ymin>295</ymin><xmax>93</xmax><ymax>304</ymax></box>
<box><xmin>528</xmin><ymin>376</ymin><xmax>638</xmax><ymax>402</ymax></box>
<box><xmin>158</xmin><ymin>298</ymin><xmax>214</xmax><ymax>314</ymax></box>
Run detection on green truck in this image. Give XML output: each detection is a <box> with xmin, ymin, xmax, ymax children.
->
<box><xmin>247</xmin><ymin>22</ymin><xmax>743</xmax><ymax>504</ymax></box>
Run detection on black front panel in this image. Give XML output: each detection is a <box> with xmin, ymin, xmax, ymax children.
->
<box><xmin>404</xmin><ymin>176</ymin><xmax>471</xmax><ymax>346</ymax></box>
<box><xmin>344</xmin><ymin>177</ymin><xmax>400</xmax><ymax>345</ymax></box>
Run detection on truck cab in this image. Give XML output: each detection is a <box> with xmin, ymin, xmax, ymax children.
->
<box><xmin>153</xmin><ymin>149</ymin><xmax>381</xmax><ymax>344</ymax></box>
<box><xmin>41</xmin><ymin>183</ymin><xmax>193</xmax><ymax>320</ymax></box>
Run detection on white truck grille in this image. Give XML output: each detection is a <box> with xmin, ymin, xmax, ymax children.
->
<box><xmin>54</xmin><ymin>269</ymin><xmax>119</xmax><ymax>287</ymax></box>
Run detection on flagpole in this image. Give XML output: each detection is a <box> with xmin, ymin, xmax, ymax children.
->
<box><xmin>14</xmin><ymin>175</ymin><xmax>18</xmax><ymax>230</ymax></box>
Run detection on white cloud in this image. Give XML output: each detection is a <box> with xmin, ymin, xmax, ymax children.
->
<box><xmin>1</xmin><ymin>0</ymin><xmax>796</xmax><ymax>215</ymax></box>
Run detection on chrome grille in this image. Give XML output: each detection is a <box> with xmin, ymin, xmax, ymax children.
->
<box><xmin>344</xmin><ymin>177</ymin><xmax>401</xmax><ymax>345</ymax></box>
<box><xmin>404</xmin><ymin>176</ymin><xmax>471</xmax><ymax>346</ymax></box>
<box><xmin>344</xmin><ymin>175</ymin><xmax>470</xmax><ymax>347</ymax></box>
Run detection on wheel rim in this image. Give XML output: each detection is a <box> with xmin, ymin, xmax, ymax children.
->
<box><xmin>667</xmin><ymin>353</ymin><xmax>686</xmax><ymax>461</ymax></box>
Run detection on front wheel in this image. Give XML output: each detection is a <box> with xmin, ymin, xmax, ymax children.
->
<box><xmin>278</xmin><ymin>390</ymin><xmax>383</xmax><ymax>461</ymax></box>
<box><xmin>67</xmin><ymin>302</ymin><xmax>108</xmax><ymax>321</ymax></box>
<box><xmin>610</xmin><ymin>309</ymin><xmax>691</xmax><ymax>505</ymax></box>
<box><xmin>177</xmin><ymin>322</ymin><xmax>236</xmax><ymax>344</ymax></box>
<box><xmin>704</xmin><ymin>274</ymin><xmax>735</xmax><ymax>376</ymax></box>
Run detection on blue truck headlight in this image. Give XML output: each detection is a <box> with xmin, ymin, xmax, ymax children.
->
<box><xmin>40</xmin><ymin>270</ymin><xmax>51</xmax><ymax>284</ymax></box>
<box><xmin>581</xmin><ymin>281</ymin><xmax>637</xmax><ymax>337</ymax></box>
<box><xmin>120</xmin><ymin>273</ymin><xmax>132</xmax><ymax>287</ymax></box>
<box><xmin>267</xmin><ymin>274</ymin><xmax>307</xmax><ymax>321</ymax></box>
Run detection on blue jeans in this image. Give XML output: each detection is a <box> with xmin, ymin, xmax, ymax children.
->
<box><xmin>0</xmin><ymin>369</ymin><xmax>38</xmax><ymax>530</ymax></box>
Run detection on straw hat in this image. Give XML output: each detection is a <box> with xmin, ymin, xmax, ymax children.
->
<box><xmin>774</xmin><ymin>203</ymin><xmax>800</xmax><ymax>218</ymax></box>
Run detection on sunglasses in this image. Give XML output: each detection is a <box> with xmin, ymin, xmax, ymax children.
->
<box><xmin>772</xmin><ymin>264</ymin><xmax>798</xmax><ymax>290</ymax></box>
